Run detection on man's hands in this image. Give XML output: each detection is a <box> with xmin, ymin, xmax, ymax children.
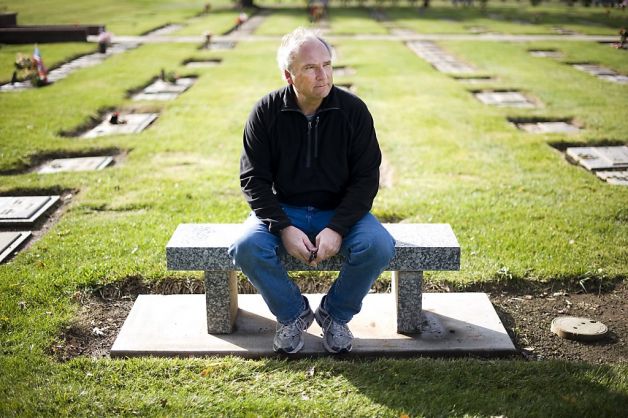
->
<box><xmin>280</xmin><ymin>226</ymin><xmax>342</xmax><ymax>267</ymax></box>
<box><xmin>280</xmin><ymin>226</ymin><xmax>317</xmax><ymax>266</ymax></box>
<box><xmin>314</xmin><ymin>228</ymin><xmax>342</xmax><ymax>264</ymax></box>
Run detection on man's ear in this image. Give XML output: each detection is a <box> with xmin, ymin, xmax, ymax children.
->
<box><xmin>284</xmin><ymin>69</ymin><xmax>294</xmax><ymax>85</ymax></box>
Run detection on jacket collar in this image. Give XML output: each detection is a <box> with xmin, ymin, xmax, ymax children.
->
<box><xmin>280</xmin><ymin>85</ymin><xmax>340</xmax><ymax>114</ymax></box>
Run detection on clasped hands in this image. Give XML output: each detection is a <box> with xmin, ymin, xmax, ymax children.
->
<box><xmin>280</xmin><ymin>226</ymin><xmax>342</xmax><ymax>267</ymax></box>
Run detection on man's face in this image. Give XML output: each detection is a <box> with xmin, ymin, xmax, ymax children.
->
<box><xmin>285</xmin><ymin>39</ymin><xmax>333</xmax><ymax>104</ymax></box>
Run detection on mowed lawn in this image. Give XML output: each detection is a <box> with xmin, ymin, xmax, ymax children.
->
<box><xmin>1</xmin><ymin>1</ymin><xmax>627</xmax><ymax>416</ymax></box>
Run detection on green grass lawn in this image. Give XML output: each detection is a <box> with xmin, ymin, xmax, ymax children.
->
<box><xmin>0</xmin><ymin>0</ymin><xmax>236</xmax><ymax>35</ymax></box>
<box><xmin>386</xmin><ymin>3</ymin><xmax>627</xmax><ymax>35</ymax></box>
<box><xmin>1</xmin><ymin>2</ymin><xmax>627</xmax><ymax>416</ymax></box>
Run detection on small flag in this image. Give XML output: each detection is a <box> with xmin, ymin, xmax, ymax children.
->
<box><xmin>32</xmin><ymin>46</ymin><xmax>48</xmax><ymax>81</ymax></box>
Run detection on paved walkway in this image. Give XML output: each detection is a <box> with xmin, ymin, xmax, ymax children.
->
<box><xmin>96</xmin><ymin>33</ymin><xmax>617</xmax><ymax>44</ymax></box>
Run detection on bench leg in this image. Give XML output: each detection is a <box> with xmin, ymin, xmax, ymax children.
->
<box><xmin>392</xmin><ymin>270</ymin><xmax>423</xmax><ymax>334</ymax></box>
<box><xmin>204</xmin><ymin>271</ymin><xmax>238</xmax><ymax>334</ymax></box>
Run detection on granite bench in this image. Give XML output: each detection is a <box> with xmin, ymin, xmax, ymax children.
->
<box><xmin>166</xmin><ymin>223</ymin><xmax>460</xmax><ymax>334</ymax></box>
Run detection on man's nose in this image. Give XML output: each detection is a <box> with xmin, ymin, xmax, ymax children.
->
<box><xmin>315</xmin><ymin>66</ymin><xmax>326</xmax><ymax>79</ymax></box>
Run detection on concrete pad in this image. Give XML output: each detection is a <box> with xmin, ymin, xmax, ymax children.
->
<box><xmin>111</xmin><ymin>293</ymin><xmax>516</xmax><ymax>358</ymax></box>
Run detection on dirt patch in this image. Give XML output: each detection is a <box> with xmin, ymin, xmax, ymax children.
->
<box><xmin>489</xmin><ymin>281</ymin><xmax>627</xmax><ymax>363</ymax></box>
<box><xmin>53</xmin><ymin>277</ymin><xmax>627</xmax><ymax>363</ymax></box>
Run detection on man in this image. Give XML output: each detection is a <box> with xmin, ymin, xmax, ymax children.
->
<box><xmin>229</xmin><ymin>27</ymin><xmax>394</xmax><ymax>354</ymax></box>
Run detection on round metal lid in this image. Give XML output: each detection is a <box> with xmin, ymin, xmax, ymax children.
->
<box><xmin>551</xmin><ymin>316</ymin><xmax>608</xmax><ymax>341</ymax></box>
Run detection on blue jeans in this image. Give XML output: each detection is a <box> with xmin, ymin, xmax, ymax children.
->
<box><xmin>228</xmin><ymin>206</ymin><xmax>395</xmax><ymax>324</ymax></box>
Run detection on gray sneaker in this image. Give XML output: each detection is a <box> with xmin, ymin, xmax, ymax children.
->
<box><xmin>314</xmin><ymin>300</ymin><xmax>353</xmax><ymax>353</ymax></box>
<box><xmin>273</xmin><ymin>302</ymin><xmax>314</xmax><ymax>354</ymax></box>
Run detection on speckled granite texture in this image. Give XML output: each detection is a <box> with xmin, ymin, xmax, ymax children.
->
<box><xmin>204</xmin><ymin>271</ymin><xmax>238</xmax><ymax>333</ymax></box>
<box><xmin>393</xmin><ymin>271</ymin><xmax>423</xmax><ymax>333</ymax></box>
<box><xmin>167</xmin><ymin>224</ymin><xmax>460</xmax><ymax>271</ymax></box>
<box><xmin>167</xmin><ymin>223</ymin><xmax>460</xmax><ymax>334</ymax></box>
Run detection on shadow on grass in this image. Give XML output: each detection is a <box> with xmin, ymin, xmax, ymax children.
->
<box><xmin>330</xmin><ymin>357</ymin><xmax>628</xmax><ymax>416</ymax></box>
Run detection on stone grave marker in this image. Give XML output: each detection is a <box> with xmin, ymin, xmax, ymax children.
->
<box><xmin>566</xmin><ymin>146</ymin><xmax>628</xmax><ymax>171</ymax></box>
<box><xmin>474</xmin><ymin>91</ymin><xmax>536</xmax><ymax>108</ymax></box>
<box><xmin>596</xmin><ymin>170</ymin><xmax>628</xmax><ymax>186</ymax></box>
<box><xmin>205</xmin><ymin>41</ymin><xmax>236</xmax><ymax>50</ymax></box>
<box><xmin>515</xmin><ymin>121</ymin><xmax>580</xmax><ymax>134</ymax></box>
<box><xmin>597</xmin><ymin>74</ymin><xmax>628</xmax><ymax>84</ymax></box>
<box><xmin>529</xmin><ymin>50</ymin><xmax>562</xmax><ymax>58</ymax></box>
<box><xmin>37</xmin><ymin>156</ymin><xmax>114</xmax><ymax>174</ymax></box>
<box><xmin>454</xmin><ymin>76</ymin><xmax>495</xmax><ymax>84</ymax></box>
<box><xmin>0</xmin><ymin>196</ymin><xmax>60</xmax><ymax>225</ymax></box>
<box><xmin>184</xmin><ymin>58</ymin><xmax>221</xmax><ymax>68</ymax></box>
<box><xmin>132</xmin><ymin>77</ymin><xmax>195</xmax><ymax>101</ymax></box>
<box><xmin>572</xmin><ymin>63</ymin><xmax>627</xmax><ymax>83</ymax></box>
<box><xmin>573</xmin><ymin>64</ymin><xmax>616</xmax><ymax>76</ymax></box>
<box><xmin>407</xmin><ymin>41</ymin><xmax>475</xmax><ymax>74</ymax></box>
<box><xmin>81</xmin><ymin>113</ymin><xmax>159</xmax><ymax>138</ymax></box>
<box><xmin>0</xmin><ymin>231</ymin><xmax>31</xmax><ymax>263</ymax></box>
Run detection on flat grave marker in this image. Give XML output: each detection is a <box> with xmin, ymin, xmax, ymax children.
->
<box><xmin>183</xmin><ymin>58</ymin><xmax>221</xmax><ymax>68</ymax></box>
<box><xmin>0</xmin><ymin>231</ymin><xmax>31</xmax><ymax>263</ymax></box>
<box><xmin>37</xmin><ymin>156</ymin><xmax>114</xmax><ymax>174</ymax></box>
<box><xmin>572</xmin><ymin>63</ymin><xmax>627</xmax><ymax>84</ymax></box>
<box><xmin>81</xmin><ymin>113</ymin><xmax>159</xmax><ymax>138</ymax></box>
<box><xmin>514</xmin><ymin>121</ymin><xmax>580</xmax><ymax>134</ymax></box>
<box><xmin>573</xmin><ymin>64</ymin><xmax>616</xmax><ymax>76</ymax></box>
<box><xmin>596</xmin><ymin>170</ymin><xmax>628</xmax><ymax>186</ymax></box>
<box><xmin>566</xmin><ymin>146</ymin><xmax>628</xmax><ymax>171</ymax></box>
<box><xmin>597</xmin><ymin>74</ymin><xmax>628</xmax><ymax>84</ymax></box>
<box><xmin>474</xmin><ymin>91</ymin><xmax>536</xmax><ymax>108</ymax></box>
<box><xmin>454</xmin><ymin>76</ymin><xmax>495</xmax><ymax>84</ymax></box>
<box><xmin>0</xmin><ymin>196</ymin><xmax>60</xmax><ymax>225</ymax></box>
<box><xmin>529</xmin><ymin>49</ymin><xmax>563</xmax><ymax>58</ymax></box>
<box><xmin>204</xmin><ymin>40</ymin><xmax>236</xmax><ymax>50</ymax></box>
<box><xmin>132</xmin><ymin>77</ymin><xmax>195</xmax><ymax>101</ymax></box>
<box><xmin>407</xmin><ymin>41</ymin><xmax>475</xmax><ymax>74</ymax></box>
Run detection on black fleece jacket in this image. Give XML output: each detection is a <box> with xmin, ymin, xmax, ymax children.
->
<box><xmin>240</xmin><ymin>84</ymin><xmax>381</xmax><ymax>236</ymax></box>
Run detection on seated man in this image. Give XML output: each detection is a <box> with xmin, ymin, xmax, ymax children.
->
<box><xmin>229</xmin><ymin>27</ymin><xmax>394</xmax><ymax>354</ymax></box>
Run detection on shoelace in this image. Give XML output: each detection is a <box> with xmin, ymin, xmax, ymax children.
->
<box><xmin>320</xmin><ymin>314</ymin><xmax>353</xmax><ymax>339</ymax></box>
<box><xmin>278</xmin><ymin>316</ymin><xmax>309</xmax><ymax>337</ymax></box>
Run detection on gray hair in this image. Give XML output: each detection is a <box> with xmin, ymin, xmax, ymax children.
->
<box><xmin>276</xmin><ymin>27</ymin><xmax>332</xmax><ymax>76</ymax></box>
